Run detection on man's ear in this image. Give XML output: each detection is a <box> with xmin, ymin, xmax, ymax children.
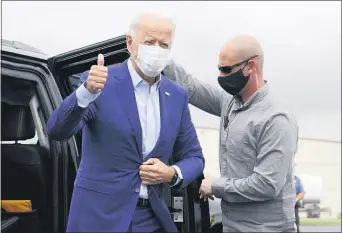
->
<box><xmin>126</xmin><ymin>33</ymin><xmax>133</xmax><ymax>53</ymax></box>
<box><xmin>125</xmin><ymin>33</ymin><xmax>132</xmax><ymax>42</ymax></box>
<box><xmin>249</xmin><ymin>59</ymin><xmax>258</xmax><ymax>70</ymax></box>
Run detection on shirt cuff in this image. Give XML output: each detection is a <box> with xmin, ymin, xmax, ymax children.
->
<box><xmin>170</xmin><ymin>165</ymin><xmax>183</xmax><ymax>187</ymax></box>
<box><xmin>212</xmin><ymin>177</ymin><xmax>227</xmax><ymax>198</ymax></box>
<box><xmin>75</xmin><ymin>82</ymin><xmax>101</xmax><ymax>108</ymax></box>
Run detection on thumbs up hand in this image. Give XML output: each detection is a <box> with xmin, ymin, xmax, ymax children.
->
<box><xmin>85</xmin><ymin>54</ymin><xmax>108</xmax><ymax>94</ymax></box>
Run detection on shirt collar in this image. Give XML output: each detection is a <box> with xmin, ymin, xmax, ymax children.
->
<box><xmin>127</xmin><ymin>58</ymin><xmax>162</xmax><ymax>88</ymax></box>
<box><xmin>234</xmin><ymin>80</ymin><xmax>269</xmax><ymax>109</ymax></box>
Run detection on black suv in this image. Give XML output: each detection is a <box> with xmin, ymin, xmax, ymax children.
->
<box><xmin>1</xmin><ymin>36</ymin><xmax>218</xmax><ymax>233</ymax></box>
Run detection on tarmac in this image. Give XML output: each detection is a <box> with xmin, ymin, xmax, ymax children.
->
<box><xmin>301</xmin><ymin>225</ymin><xmax>341</xmax><ymax>232</ymax></box>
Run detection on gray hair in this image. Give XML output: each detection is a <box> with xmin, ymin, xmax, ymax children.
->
<box><xmin>128</xmin><ymin>13</ymin><xmax>176</xmax><ymax>40</ymax></box>
<box><xmin>128</xmin><ymin>17</ymin><xmax>140</xmax><ymax>37</ymax></box>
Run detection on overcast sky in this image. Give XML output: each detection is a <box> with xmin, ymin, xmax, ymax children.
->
<box><xmin>2</xmin><ymin>1</ymin><xmax>341</xmax><ymax>141</ymax></box>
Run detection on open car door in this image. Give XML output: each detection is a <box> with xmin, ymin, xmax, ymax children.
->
<box><xmin>1</xmin><ymin>40</ymin><xmax>79</xmax><ymax>233</ymax></box>
<box><xmin>48</xmin><ymin>35</ymin><xmax>211</xmax><ymax>233</ymax></box>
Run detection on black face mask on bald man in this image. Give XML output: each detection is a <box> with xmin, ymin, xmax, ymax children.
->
<box><xmin>217</xmin><ymin>55</ymin><xmax>258</xmax><ymax>96</ymax></box>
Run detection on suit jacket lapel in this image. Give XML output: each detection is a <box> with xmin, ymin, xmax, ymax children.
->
<box><xmin>114</xmin><ymin>60</ymin><xmax>143</xmax><ymax>157</ymax></box>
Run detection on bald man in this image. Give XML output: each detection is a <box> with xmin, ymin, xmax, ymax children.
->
<box><xmin>47</xmin><ymin>13</ymin><xmax>204</xmax><ymax>232</ymax></box>
<box><xmin>163</xmin><ymin>35</ymin><xmax>299</xmax><ymax>232</ymax></box>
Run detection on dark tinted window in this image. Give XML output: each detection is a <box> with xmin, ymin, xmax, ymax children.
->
<box><xmin>69</xmin><ymin>73</ymin><xmax>82</xmax><ymax>91</ymax></box>
<box><xmin>67</xmin><ymin>64</ymin><xmax>119</xmax><ymax>91</ymax></box>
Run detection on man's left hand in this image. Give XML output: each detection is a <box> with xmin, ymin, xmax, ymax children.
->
<box><xmin>199</xmin><ymin>177</ymin><xmax>214</xmax><ymax>201</ymax></box>
<box><xmin>139</xmin><ymin>158</ymin><xmax>175</xmax><ymax>185</ymax></box>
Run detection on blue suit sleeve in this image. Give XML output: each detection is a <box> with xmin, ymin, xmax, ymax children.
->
<box><xmin>47</xmin><ymin>71</ymin><xmax>98</xmax><ymax>140</ymax></box>
<box><xmin>298</xmin><ymin>177</ymin><xmax>305</xmax><ymax>193</ymax></box>
<box><xmin>173</xmin><ymin>91</ymin><xmax>205</xmax><ymax>187</ymax></box>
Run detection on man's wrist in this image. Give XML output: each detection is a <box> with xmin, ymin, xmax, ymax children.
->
<box><xmin>167</xmin><ymin>166</ymin><xmax>176</xmax><ymax>182</ymax></box>
<box><xmin>211</xmin><ymin>177</ymin><xmax>226</xmax><ymax>198</ymax></box>
<box><xmin>167</xmin><ymin>167</ymin><xmax>179</xmax><ymax>187</ymax></box>
<box><xmin>76</xmin><ymin>82</ymin><xmax>101</xmax><ymax>108</ymax></box>
<box><xmin>84</xmin><ymin>82</ymin><xmax>100</xmax><ymax>94</ymax></box>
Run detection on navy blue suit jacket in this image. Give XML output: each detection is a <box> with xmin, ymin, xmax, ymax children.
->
<box><xmin>47</xmin><ymin>60</ymin><xmax>205</xmax><ymax>232</ymax></box>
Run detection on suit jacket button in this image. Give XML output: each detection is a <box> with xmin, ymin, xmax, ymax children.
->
<box><xmin>135</xmin><ymin>188</ymin><xmax>140</xmax><ymax>193</ymax></box>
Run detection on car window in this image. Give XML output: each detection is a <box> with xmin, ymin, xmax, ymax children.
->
<box><xmin>69</xmin><ymin>73</ymin><xmax>82</xmax><ymax>91</ymax></box>
<box><xmin>68</xmin><ymin>64</ymin><xmax>120</xmax><ymax>91</ymax></box>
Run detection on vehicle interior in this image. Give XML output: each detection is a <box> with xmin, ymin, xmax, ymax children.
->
<box><xmin>1</xmin><ymin>37</ymin><xmax>211</xmax><ymax>233</ymax></box>
<box><xmin>1</xmin><ymin>76</ymin><xmax>52</xmax><ymax>233</ymax></box>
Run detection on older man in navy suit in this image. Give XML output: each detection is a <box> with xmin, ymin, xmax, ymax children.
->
<box><xmin>47</xmin><ymin>13</ymin><xmax>204</xmax><ymax>233</ymax></box>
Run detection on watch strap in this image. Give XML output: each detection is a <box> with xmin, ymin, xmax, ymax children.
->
<box><xmin>168</xmin><ymin>170</ymin><xmax>179</xmax><ymax>186</ymax></box>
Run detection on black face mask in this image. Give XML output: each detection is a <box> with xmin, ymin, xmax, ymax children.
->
<box><xmin>217</xmin><ymin>69</ymin><xmax>250</xmax><ymax>96</ymax></box>
<box><xmin>217</xmin><ymin>54</ymin><xmax>258</xmax><ymax>95</ymax></box>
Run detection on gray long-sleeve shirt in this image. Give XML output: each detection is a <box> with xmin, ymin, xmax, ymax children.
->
<box><xmin>163</xmin><ymin>60</ymin><xmax>298</xmax><ymax>232</ymax></box>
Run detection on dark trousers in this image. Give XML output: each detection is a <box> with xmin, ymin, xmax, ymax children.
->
<box><xmin>127</xmin><ymin>206</ymin><xmax>164</xmax><ymax>233</ymax></box>
<box><xmin>295</xmin><ymin>207</ymin><xmax>300</xmax><ymax>233</ymax></box>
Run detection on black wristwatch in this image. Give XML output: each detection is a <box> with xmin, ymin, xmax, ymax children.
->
<box><xmin>168</xmin><ymin>170</ymin><xmax>179</xmax><ymax>187</ymax></box>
